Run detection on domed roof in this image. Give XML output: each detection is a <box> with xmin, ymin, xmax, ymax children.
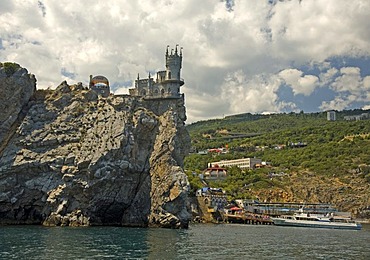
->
<box><xmin>91</xmin><ymin>75</ymin><xmax>109</xmax><ymax>86</ymax></box>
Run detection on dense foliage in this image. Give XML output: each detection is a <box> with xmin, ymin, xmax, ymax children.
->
<box><xmin>185</xmin><ymin>110</ymin><xmax>370</xmax><ymax>199</ymax></box>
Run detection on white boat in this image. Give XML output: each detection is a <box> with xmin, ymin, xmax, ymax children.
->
<box><xmin>271</xmin><ymin>210</ymin><xmax>362</xmax><ymax>230</ymax></box>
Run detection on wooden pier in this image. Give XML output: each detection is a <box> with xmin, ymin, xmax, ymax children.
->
<box><xmin>222</xmin><ymin>213</ymin><xmax>273</xmax><ymax>225</ymax></box>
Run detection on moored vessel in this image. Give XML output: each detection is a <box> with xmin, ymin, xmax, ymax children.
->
<box><xmin>271</xmin><ymin>209</ymin><xmax>362</xmax><ymax>230</ymax></box>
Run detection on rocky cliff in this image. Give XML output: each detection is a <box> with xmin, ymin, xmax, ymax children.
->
<box><xmin>0</xmin><ymin>64</ymin><xmax>191</xmax><ymax>228</ymax></box>
<box><xmin>0</xmin><ymin>63</ymin><xmax>36</xmax><ymax>150</ymax></box>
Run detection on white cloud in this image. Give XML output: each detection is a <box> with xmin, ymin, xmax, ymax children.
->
<box><xmin>220</xmin><ymin>70</ymin><xmax>297</xmax><ymax>115</ymax></box>
<box><xmin>279</xmin><ymin>69</ymin><xmax>319</xmax><ymax>96</ymax></box>
<box><xmin>331</xmin><ymin>67</ymin><xmax>362</xmax><ymax>93</ymax></box>
<box><xmin>320</xmin><ymin>96</ymin><xmax>352</xmax><ymax>112</ymax></box>
<box><xmin>319</xmin><ymin>67</ymin><xmax>339</xmax><ymax>86</ymax></box>
<box><xmin>363</xmin><ymin>76</ymin><xmax>370</xmax><ymax>90</ymax></box>
<box><xmin>269</xmin><ymin>1</ymin><xmax>370</xmax><ymax>61</ymax></box>
<box><xmin>113</xmin><ymin>87</ymin><xmax>129</xmax><ymax>95</ymax></box>
<box><xmin>320</xmin><ymin>66</ymin><xmax>370</xmax><ymax>111</ymax></box>
<box><xmin>1</xmin><ymin>0</ymin><xmax>370</xmax><ymax>122</ymax></box>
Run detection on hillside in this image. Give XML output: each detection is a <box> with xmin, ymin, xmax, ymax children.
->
<box><xmin>185</xmin><ymin>111</ymin><xmax>370</xmax><ymax>218</ymax></box>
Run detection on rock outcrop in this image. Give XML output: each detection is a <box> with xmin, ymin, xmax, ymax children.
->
<box><xmin>0</xmin><ymin>64</ymin><xmax>191</xmax><ymax>228</ymax></box>
<box><xmin>0</xmin><ymin>63</ymin><xmax>36</xmax><ymax>151</ymax></box>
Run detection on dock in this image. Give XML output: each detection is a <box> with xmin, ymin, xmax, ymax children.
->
<box><xmin>222</xmin><ymin>213</ymin><xmax>273</xmax><ymax>225</ymax></box>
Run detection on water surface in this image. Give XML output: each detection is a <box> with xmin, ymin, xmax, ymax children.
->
<box><xmin>1</xmin><ymin>224</ymin><xmax>369</xmax><ymax>259</ymax></box>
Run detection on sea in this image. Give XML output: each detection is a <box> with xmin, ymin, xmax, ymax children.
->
<box><xmin>1</xmin><ymin>223</ymin><xmax>369</xmax><ymax>259</ymax></box>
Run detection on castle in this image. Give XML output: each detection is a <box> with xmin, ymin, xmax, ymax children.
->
<box><xmin>89</xmin><ymin>45</ymin><xmax>184</xmax><ymax>99</ymax></box>
<box><xmin>129</xmin><ymin>45</ymin><xmax>184</xmax><ymax>99</ymax></box>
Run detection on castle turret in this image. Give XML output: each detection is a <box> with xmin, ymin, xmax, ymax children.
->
<box><xmin>158</xmin><ymin>45</ymin><xmax>184</xmax><ymax>98</ymax></box>
<box><xmin>165</xmin><ymin>44</ymin><xmax>183</xmax><ymax>83</ymax></box>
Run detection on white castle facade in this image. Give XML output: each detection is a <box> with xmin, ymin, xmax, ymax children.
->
<box><xmin>129</xmin><ymin>45</ymin><xmax>184</xmax><ymax>99</ymax></box>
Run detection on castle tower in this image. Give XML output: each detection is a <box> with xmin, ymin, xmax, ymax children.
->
<box><xmin>157</xmin><ymin>45</ymin><xmax>184</xmax><ymax>98</ymax></box>
<box><xmin>129</xmin><ymin>45</ymin><xmax>184</xmax><ymax>99</ymax></box>
<box><xmin>165</xmin><ymin>45</ymin><xmax>183</xmax><ymax>82</ymax></box>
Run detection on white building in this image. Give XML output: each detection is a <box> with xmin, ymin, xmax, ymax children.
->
<box><xmin>327</xmin><ymin>111</ymin><xmax>336</xmax><ymax>121</ymax></box>
<box><xmin>344</xmin><ymin>113</ymin><xmax>370</xmax><ymax>121</ymax></box>
<box><xmin>209</xmin><ymin>158</ymin><xmax>262</xmax><ymax>170</ymax></box>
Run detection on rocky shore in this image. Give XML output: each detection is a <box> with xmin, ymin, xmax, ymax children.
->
<box><xmin>0</xmin><ymin>63</ymin><xmax>191</xmax><ymax>228</ymax></box>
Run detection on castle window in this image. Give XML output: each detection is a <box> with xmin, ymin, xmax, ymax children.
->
<box><xmin>154</xmin><ymin>89</ymin><xmax>159</xmax><ymax>95</ymax></box>
<box><xmin>141</xmin><ymin>89</ymin><xmax>146</xmax><ymax>96</ymax></box>
<box><xmin>168</xmin><ymin>88</ymin><xmax>171</xmax><ymax>93</ymax></box>
<box><xmin>168</xmin><ymin>72</ymin><xmax>171</xmax><ymax>79</ymax></box>
<box><xmin>161</xmin><ymin>89</ymin><xmax>165</xmax><ymax>96</ymax></box>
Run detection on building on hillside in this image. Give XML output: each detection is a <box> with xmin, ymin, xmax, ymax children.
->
<box><xmin>203</xmin><ymin>166</ymin><xmax>227</xmax><ymax>180</ymax></box>
<box><xmin>129</xmin><ymin>45</ymin><xmax>184</xmax><ymax>99</ymax></box>
<box><xmin>255</xmin><ymin>161</ymin><xmax>272</xmax><ymax>168</ymax></box>
<box><xmin>209</xmin><ymin>158</ymin><xmax>262</xmax><ymax>170</ymax></box>
<box><xmin>327</xmin><ymin>110</ymin><xmax>336</xmax><ymax>121</ymax></box>
<box><xmin>196</xmin><ymin>187</ymin><xmax>227</xmax><ymax>211</ymax></box>
<box><xmin>289</xmin><ymin>142</ymin><xmax>307</xmax><ymax>148</ymax></box>
<box><xmin>344</xmin><ymin>113</ymin><xmax>370</xmax><ymax>121</ymax></box>
<box><xmin>196</xmin><ymin>187</ymin><xmax>225</xmax><ymax>197</ymax></box>
<box><xmin>89</xmin><ymin>75</ymin><xmax>110</xmax><ymax>97</ymax></box>
<box><xmin>208</xmin><ymin>147</ymin><xmax>228</xmax><ymax>154</ymax></box>
<box><xmin>242</xmin><ymin>201</ymin><xmax>338</xmax><ymax>215</ymax></box>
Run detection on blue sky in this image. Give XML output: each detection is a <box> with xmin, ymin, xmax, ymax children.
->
<box><xmin>1</xmin><ymin>0</ymin><xmax>369</xmax><ymax>122</ymax></box>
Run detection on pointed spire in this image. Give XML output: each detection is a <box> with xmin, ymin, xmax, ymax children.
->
<box><xmin>180</xmin><ymin>47</ymin><xmax>183</xmax><ymax>56</ymax></box>
<box><xmin>137</xmin><ymin>73</ymin><xmax>140</xmax><ymax>80</ymax></box>
<box><xmin>175</xmin><ymin>44</ymin><xmax>178</xmax><ymax>55</ymax></box>
<box><xmin>166</xmin><ymin>45</ymin><xmax>169</xmax><ymax>56</ymax></box>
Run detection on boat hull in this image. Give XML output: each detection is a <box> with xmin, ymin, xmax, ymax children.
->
<box><xmin>272</xmin><ymin>218</ymin><xmax>362</xmax><ymax>230</ymax></box>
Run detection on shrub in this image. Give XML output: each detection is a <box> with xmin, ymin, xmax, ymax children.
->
<box><xmin>1</xmin><ymin>62</ymin><xmax>20</xmax><ymax>77</ymax></box>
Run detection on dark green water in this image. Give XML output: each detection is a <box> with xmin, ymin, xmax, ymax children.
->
<box><xmin>1</xmin><ymin>224</ymin><xmax>369</xmax><ymax>259</ymax></box>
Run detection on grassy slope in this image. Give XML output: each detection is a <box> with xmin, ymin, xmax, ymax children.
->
<box><xmin>185</xmin><ymin>110</ymin><xmax>370</xmax><ymax>216</ymax></box>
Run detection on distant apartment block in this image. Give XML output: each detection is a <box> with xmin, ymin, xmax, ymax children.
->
<box><xmin>209</xmin><ymin>158</ymin><xmax>262</xmax><ymax>170</ymax></box>
<box><xmin>344</xmin><ymin>113</ymin><xmax>370</xmax><ymax>121</ymax></box>
<box><xmin>327</xmin><ymin>111</ymin><xmax>336</xmax><ymax>121</ymax></box>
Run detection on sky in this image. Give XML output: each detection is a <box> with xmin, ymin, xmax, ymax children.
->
<box><xmin>1</xmin><ymin>0</ymin><xmax>370</xmax><ymax>123</ymax></box>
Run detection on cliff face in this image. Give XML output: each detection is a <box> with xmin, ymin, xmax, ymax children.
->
<box><xmin>0</xmin><ymin>66</ymin><xmax>191</xmax><ymax>228</ymax></box>
<box><xmin>0</xmin><ymin>63</ymin><xmax>36</xmax><ymax>150</ymax></box>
